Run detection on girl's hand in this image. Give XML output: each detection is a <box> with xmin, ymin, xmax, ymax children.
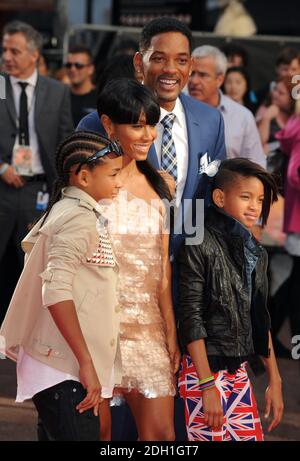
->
<box><xmin>167</xmin><ymin>333</ymin><xmax>181</xmax><ymax>374</ymax></box>
<box><xmin>77</xmin><ymin>360</ymin><xmax>103</xmax><ymax>416</ymax></box>
<box><xmin>264</xmin><ymin>381</ymin><xmax>284</xmax><ymax>432</ymax></box>
<box><xmin>202</xmin><ymin>386</ymin><xmax>224</xmax><ymax>429</ymax></box>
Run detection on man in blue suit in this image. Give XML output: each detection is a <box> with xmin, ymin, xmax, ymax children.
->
<box><xmin>78</xmin><ymin>17</ymin><xmax>226</xmax><ymax>440</ymax></box>
<box><xmin>78</xmin><ymin>19</ymin><xmax>225</xmax><ymax>251</ymax></box>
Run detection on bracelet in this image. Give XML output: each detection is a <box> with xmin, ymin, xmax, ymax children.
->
<box><xmin>199</xmin><ymin>380</ymin><xmax>216</xmax><ymax>392</ymax></box>
<box><xmin>0</xmin><ymin>163</ymin><xmax>9</xmax><ymax>175</ymax></box>
<box><xmin>199</xmin><ymin>375</ymin><xmax>214</xmax><ymax>385</ymax></box>
<box><xmin>199</xmin><ymin>375</ymin><xmax>215</xmax><ymax>392</ymax></box>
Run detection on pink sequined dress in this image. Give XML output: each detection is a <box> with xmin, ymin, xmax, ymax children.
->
<box><xmin>107</xmin><ymin>189</ymin><xmax>176</xmax><ymax>398</ymax></box>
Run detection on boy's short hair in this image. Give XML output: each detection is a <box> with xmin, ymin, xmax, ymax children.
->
<box><xmin>139</xmin><ymin>17</ymin><xmax>193</xmax><ymax>54</ymax></box>
<box><xmin>211</xmin><ymin>158</ymin><xmax>279</xmax><ymax>226</ymax></box>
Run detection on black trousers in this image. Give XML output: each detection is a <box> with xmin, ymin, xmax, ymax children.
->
<box><xmin>32</xmin><ymin>380</ymin><xmax>100</xmax><ymax>441</ymax></box>
<box><xmin>0</xmin><ymin>179</ymin><xmax>47</xmax><ymax>322</ymax></box>
<box><xmin>0</xmin><ymin>179</ymin><xmax>47</xmax><ymax>264</ymax></box>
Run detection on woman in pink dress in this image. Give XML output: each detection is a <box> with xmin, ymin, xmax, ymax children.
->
<box><xmin>97</xmin><ymin>78</ymin><xmax>180</xmax><ymax>441</ymax></box>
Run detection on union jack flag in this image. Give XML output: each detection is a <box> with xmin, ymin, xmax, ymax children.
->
<box><xmin>178</xmin><ymin>354</ymin><xmax>264</xmax><ymax>441</ymax></box>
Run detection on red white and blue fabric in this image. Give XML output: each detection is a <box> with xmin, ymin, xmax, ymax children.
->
<box><xmin>178</xmin><ymin>354</ymin><xmax>264</xmax><ymax>441</ymax></box>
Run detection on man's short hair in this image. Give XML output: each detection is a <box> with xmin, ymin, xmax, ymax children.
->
<box><xmin>192</xmin><ymin>45</ymin><xmax>227</xmax><ymax>75</ymax></box>
<box><xmin>139</xmin><ymin>17</ymin><xmax>193</xmax><ymax>54</ymax></box>
<box><xmin>2</xmin><ymin>21</ymin><xmax>43</xmax><ymax>53</ymax></box>
<box><xmin>68</xmin><ymin>44</ymin><xmax>94</xmax><ymax>63</ymax></box>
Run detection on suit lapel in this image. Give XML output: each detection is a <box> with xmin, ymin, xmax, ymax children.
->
<box><xmin>5</xmin><ymin>76</ymin><xmax>17</xmax><ymax>128</ymax></box>
<box><xmin>34</xmin><ymin>75</ymin><xmax>47</xmax><ymax>123</ymax></box>
<box><xmin>180</xmin><ymin>94</ymin><xmax>201</xmax><ymax>202</ymax></box>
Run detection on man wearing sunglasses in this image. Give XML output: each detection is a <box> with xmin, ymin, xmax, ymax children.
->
<box><xmin>65</xmin><ymin>44</ymin><xmax>97</xmax><ymax>126</ymax></box>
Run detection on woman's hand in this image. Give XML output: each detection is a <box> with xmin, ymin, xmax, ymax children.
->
<box><xmin>77</xmin><ymin>360</ymin><xmax>103</xmax><ymax>416</ymax></box>
<box><xmin>264</xmin><ymin>380</ymin><xmax>284</xmax><ymax>432</ymax></box>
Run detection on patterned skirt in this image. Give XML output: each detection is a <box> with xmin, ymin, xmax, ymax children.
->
<box><xmin>178</xmin><ymin>354</ymin><xmax>264</xmax><ymax>441</ymax></box>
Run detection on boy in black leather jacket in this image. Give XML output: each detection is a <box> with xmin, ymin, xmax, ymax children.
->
<box><xmin>177</xmin><ymin>158</ymin><xmax>284</xmax><ymax>441</ymax></box>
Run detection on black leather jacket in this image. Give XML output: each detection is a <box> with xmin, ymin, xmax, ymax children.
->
<box><xmin>177</xmin><ymin>206</ymin><xmax>271</xmax><ymax>360</ymax></box>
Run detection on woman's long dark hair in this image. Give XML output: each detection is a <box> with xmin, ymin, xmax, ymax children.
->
<box><xmin>41</xmin><ymin>130</ymin><xmax>113</xmax><ymax>225</ymax></box>
<box><xmin>97</xmin><ymin>77</ymin><xmax>173</xmax><ymax>203</ymax></box>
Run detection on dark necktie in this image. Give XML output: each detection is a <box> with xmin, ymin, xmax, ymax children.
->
<box><xmin>160</xmin><ymin>113</ymin><xmax>177</xmax><ymax>183</ymax></box>
<box><xmin>18</xmin><ymin>82</ymin><xmax>29</xmax><ymax>145</ymax></box>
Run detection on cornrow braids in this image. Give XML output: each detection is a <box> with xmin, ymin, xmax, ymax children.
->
<box><xmin>41</xmin><ymin>130</ymin><xmax>112</xmax><ymax>225</ymax></box>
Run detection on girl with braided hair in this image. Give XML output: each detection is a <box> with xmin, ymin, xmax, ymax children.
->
<box><xmin>0</xmin><ymin>131</ymin><xmax>124</xmax><ymax>441</ymax></box>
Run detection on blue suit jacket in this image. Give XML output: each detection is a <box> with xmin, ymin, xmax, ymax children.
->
<box><xmin>77</xmin><ymin>93</ymin><xmax>226</xmax><ymax>255</ymax></box>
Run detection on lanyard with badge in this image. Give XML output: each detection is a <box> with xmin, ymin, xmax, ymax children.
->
<box><xmin>12</xmin><ymin>81</ymin><xmax>49</xmax><ymax>211</ymax></box>
<box><xmin>12</xmin><ymin>81</ymin><xmax>33</xmax><ymax>176</ymax></box>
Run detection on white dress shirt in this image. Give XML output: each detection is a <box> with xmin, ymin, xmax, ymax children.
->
<box><xmin>10</xmin><ymin>69</ymin><xmax>44</xmax><ymax>174</ymax></box>
<box><xmin>16</xmin><ymin>347</ymin><xmax>114</xmax><ymax>401</ymax></box>
<box><xmin>16</xmin><ymin>347</ymin><xmax>79</xmax><ymax>402</ymax></box>
<box><xmin>154</xmin><ymin>98</ymin><xmax>189</xmax><ymax>207</ymax></box>
<box><xmin>218</xmin><ymin>92</ymin><xmax>266</xmax><ymax>168</ymax></box>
